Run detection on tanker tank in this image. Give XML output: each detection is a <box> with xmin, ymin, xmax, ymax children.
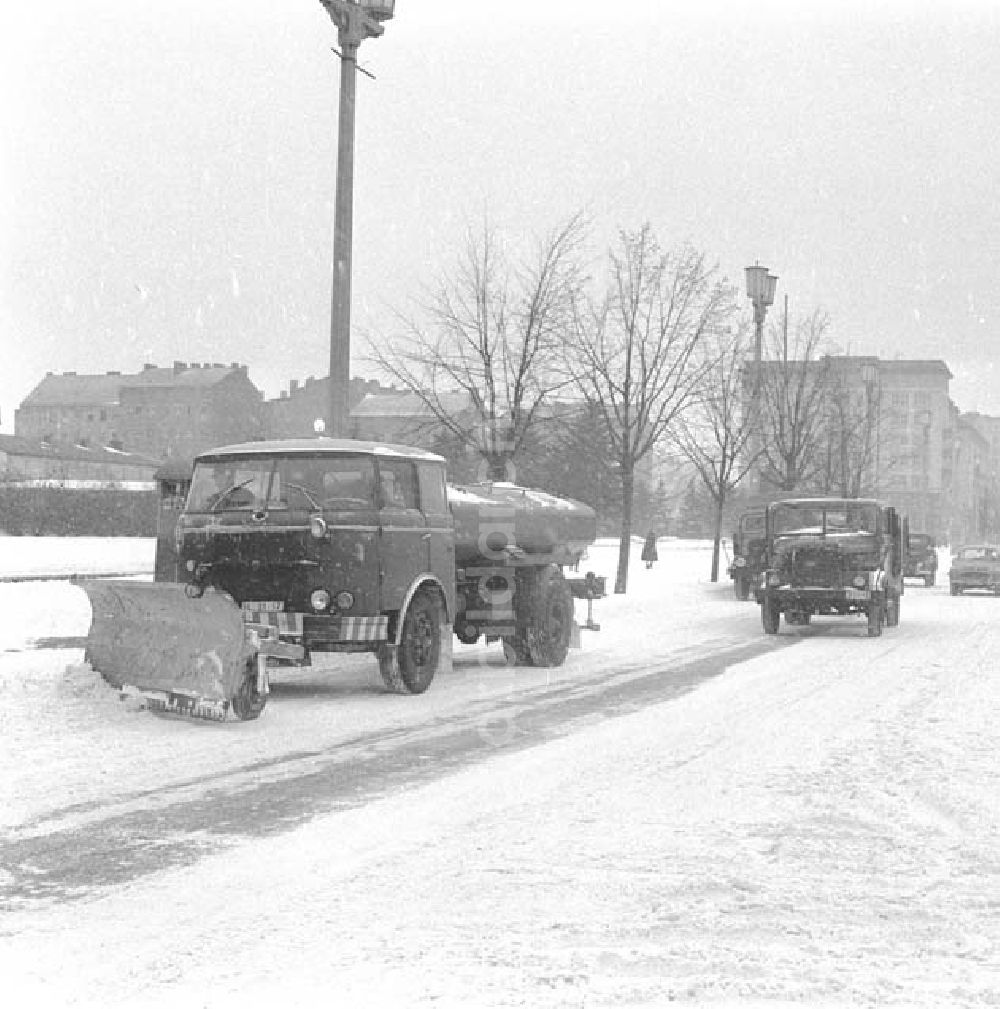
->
<box><xmin>448</xmin><ymin>482</ymin><xmax>597</xmax><ymax>568</ymax></box>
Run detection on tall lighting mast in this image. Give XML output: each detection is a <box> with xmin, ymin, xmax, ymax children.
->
<box><xmin>318</xmin><ymin>0</ymin><xmax>396</xmax><ymax>436</ymax></box>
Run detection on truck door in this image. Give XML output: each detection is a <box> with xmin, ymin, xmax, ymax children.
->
<box><xmin>419</xmin><ymin>461</ymin><xmax>455</xmax><ymax>616</ymax></box>
<box><xmin>376</xmin><ymin>458</ymin><xmax>428</xmax><ymax>614</ymax></box>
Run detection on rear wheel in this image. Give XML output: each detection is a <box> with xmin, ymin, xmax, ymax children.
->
<box><xmin>950</xmin><ymin>584</ymin><xmax>960</xmax><ymax>596</ymax></box>
<box><xmin>867</xmin><ymin>598</ymin><xmax>884</xmax><ymax>637</ymax></box>
<box><xmin>734</xmin><ymin>574</ymin><xmax>750</xmax><ymax>600</ymax></box>
<box><xmin>925</xmin><ymin>573</ymin><xmax>935</xmax><ymax>587</ymax></box>
<box><xmin>761</xmin><ymin>596</ymin><xmax>780</xmax><ymax>634</ymax></box>
<box><xmin>886</xmin><ymin>592</ymin><xmax>900</xmax><ymax>628</ymax></box>
<box><xmin>517</xmin><ymin>566</ymin><xmax>574</xmax><ymax>667</ymax></box>
<box><xmin>502</xmin><ymin>634</ymin><xmax>532</xmax><ymax>666</ymax></box>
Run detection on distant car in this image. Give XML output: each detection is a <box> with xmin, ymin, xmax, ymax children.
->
<box><xmin>948</xmin><ymin>545</ymin><xmax>1000</xmax><ymax>596</ymax></box>
<box><xmin>904</xmin><ymin>532</ymin><xmax>938</xmax><ymax>586</ymax></box>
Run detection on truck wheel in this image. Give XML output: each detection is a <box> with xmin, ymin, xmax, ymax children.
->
<box><xmin>231</xmin><ymin>658</ymin><xmax>267</xmax><ymax>721</ymax></box>
<box><xmin>925</xmin><ymin>573</ymin><xmax>935</xmax><ymax>587</ymax></box>
<box><xmin>886</xmin><ymin>593</ymin><xmax>900</xmax><ymax>628</ymax></box>
<box><xmin>867</xmin><ymin>599</ymin><xmax>884</xmax><ymax>637</ymax></box>
<box><xmin>521</xmin><ymin>566</ymin><xmax>574</xmax><ymax>667</ymax></box>
<box><xmin>761</xmin><ymin>597</ymin><xmax>780</xmax><ymax>634</ymax></box>
<box><xmin>950</xmin><ymin>585</ymin><xmax>960</xmax><ymax>596</ymax></box>
<box><xmin>380</xmin><ymin>588</ymin><xmax>441</xmax><ymax>694</ymax></box>
<box><xmin>502</xmin><ymin>635</ymin><xmax>532</xmax><ymax>666</ymax></box>
<box><xmin>734</xmin><ymin>575</ymin><xmax>750</xmax><ymax>601</ymax></box>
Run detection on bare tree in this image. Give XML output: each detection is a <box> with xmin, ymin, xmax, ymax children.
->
<box><xmin>673</xmin><ymin>322</ymin><xmax>761</xmax><ymax>581</ymax></box>
<box><xmin>817</xmin><ymin>373</ymin><xmax>885</xmax><ymax>496</ymax></box>
<box><xmin>754</xmin><ymin>308</ymin><xmax>834</xmax><ymax>493</ymax></box>
<box><xmin>567</xmin><ymin>225</ymin><xmax>738</xmax><ymax>593</ymax></box>
<box><xmin>366</xmin><ymin>213</ymin><xmax>588</xmax><ymax>480</ymax></box>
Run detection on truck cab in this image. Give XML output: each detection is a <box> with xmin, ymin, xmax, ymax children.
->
<box><xmin>758</xmin><ymin>497</ymin><xmax>905</xmax><ymax>637</ymax></box>
<box><xmin>175</xmin><ymin>438</ymin><xmax>454</xmax><ymax>693</ymax></box>
<box><xmin>728</xmin><ymin>508</ymin><xmax>766</xmax><ymax>600</ymax></box>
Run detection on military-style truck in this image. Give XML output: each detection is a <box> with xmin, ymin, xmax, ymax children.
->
<box><xmin>756</xmin><ymin>497</ymin><xmax>905</xmax><ymax>637</ymax></box>
<box><xmin>903</xmin><ymin>532</ymin><xmax>938</xmax><ymax>586</ymax></box>
<box><xmin>728</xmin><ymin>508</ymin><xmax>766</xmax><ymax>600</ymax></box>
<box><xmin>82</xmin><ymin>438</ymin><xmax>603</xmax><ymax>720</ymax></box>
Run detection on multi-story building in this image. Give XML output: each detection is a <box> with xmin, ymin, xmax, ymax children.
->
<box><xmin>15</xmin><ymin>362</ymin><xmax>265</xmax><ymax>461</ymax></box>
<box><xmin>747</xmin><ymin>354</ymin><xmax>981</xmax><ymax>543</ymax></box>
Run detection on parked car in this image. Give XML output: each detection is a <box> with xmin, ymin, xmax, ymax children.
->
<box><xmin>903</xmin><ymin>532</ymin><xmax>938</xmax><ymax>586</ymax></box>
<box><xmin>948</xmin><ymin>544</ymin><xmax>1000</xmax><ymax>596</ymax></box>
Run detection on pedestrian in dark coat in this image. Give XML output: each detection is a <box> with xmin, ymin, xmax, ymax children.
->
<box><xmin>641</xmin><ymin>530</ymin><xmax>658</xmax><ymax>568</ymax></box>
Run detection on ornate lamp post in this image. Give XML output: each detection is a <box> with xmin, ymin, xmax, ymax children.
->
<box><xmin>319</xmin><ymin>0</ymin><xmax>396</xmax><ymax>437</ymax></box>
<box><xmin>745</xmin><ymin>262</ymin><xmax>778</xmax><ymax>369</ymax></box>
<box><xmin>744</xmin><ymin>264</ymin><xmax>778</xmax><ymax>481</ymax></box>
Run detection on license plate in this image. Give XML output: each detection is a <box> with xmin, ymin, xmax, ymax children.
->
<box><xmin>242</xmin><ymin>601</ymin><xmax>285</xmax><ymax>612</ymax></box>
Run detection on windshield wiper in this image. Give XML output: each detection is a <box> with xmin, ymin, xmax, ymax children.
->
<box><xmin>284</xmin><ymin>482</ymin><xmax>322</xmax><ymax>510</ymax></box>
<box><xmin>209</xmin><ymin>478</ymin><xmax>255</xmax><ymax>512</ymax></box>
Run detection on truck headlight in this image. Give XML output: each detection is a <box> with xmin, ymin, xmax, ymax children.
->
<box><xmin>309</xmin><ymin>515</ymin><xmax>328</xmax><ymax>540</ymax></box>
<box><xmin>852</xmin><ymin>575</ymin><xmax>866</xmax><ymax>589</ymax></box>
<box><xmin>310</xmin><ymin>588</ymin><xmax>331</xmax><ymax>612</ymax></box>
<box><xmin>335</xmin><ymin>590</ymin><xmax>355</xmax><ymax>611</ymax></box>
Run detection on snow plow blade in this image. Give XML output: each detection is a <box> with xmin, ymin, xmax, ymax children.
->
<box><xmin>79</xmin><ymin>579</ymin><xmax>265</xmax><ymax>721</ymax></box>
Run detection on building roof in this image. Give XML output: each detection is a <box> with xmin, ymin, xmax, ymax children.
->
<box><xmin>0</xmin><ymin>433</ymin><xmax>161</xmax><ymax>467</ymax></box>
<box><xmin>20</xmin><ymin>363</ymin><xmax>250</xmax><ymax>408</ymax></box>
<box><xmin>351</xmin><ymin>390</ymin><xmax>473</xmax><ymax>418</ymax></box>
<box><xmin>20</xmin><ymin>373</ymin><xmax>125</xmax><ymax>407</ymax></box>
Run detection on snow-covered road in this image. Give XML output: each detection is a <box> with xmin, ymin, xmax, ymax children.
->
<box><xmin>1</xmin><ymin>538</ymin><xmax>998</xmax><ymax>1007</ymax></box>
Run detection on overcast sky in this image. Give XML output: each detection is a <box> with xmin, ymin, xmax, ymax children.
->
<box><xmin>2</xmin><ymin>0</ymin><xmax>1000</xmax><ymax>432</ymax></box>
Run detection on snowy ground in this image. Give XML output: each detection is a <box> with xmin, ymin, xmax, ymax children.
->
<box><xmin>2</xmin><ymin>537</ymin><xmax>999</xmax><ymax>1008</ymax></box>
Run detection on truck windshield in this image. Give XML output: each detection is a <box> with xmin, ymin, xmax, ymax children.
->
<box><xmin>186</xmin><ymin>455</ymin><xmax>377</xmax><ymax>513</ymax></box>
<box><xmin>771</xmin><ymin>503</ymin><xmax>878</xmax><ymax>538</ymax></box>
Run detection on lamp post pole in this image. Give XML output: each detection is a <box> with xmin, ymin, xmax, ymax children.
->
<box><xmin>744</xmin><ymin>263</ymin><xmax>778</xmax><ymax>488</ymax></box>
<box><xmin>318</xmin><ymin>1</ymin><xmax>395</xmax><ymax>437</ymax></box>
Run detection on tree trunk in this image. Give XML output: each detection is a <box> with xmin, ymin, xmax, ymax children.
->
<box><xmin>711</xmin><ymin>493</ymin><xmax>725</xmax><ymax>582</ymax></box>
<box><xmin>615</xmin><ymin>467</ymin><xmax>634</xmax><ymax>594</ymax></box>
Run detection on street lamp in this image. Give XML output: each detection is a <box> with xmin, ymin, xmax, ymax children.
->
<box><xmin>745</xmin><ymin>262</ymin><xmax>778</xmax><ymax>368</ymax></box>
<box><xmin>318</xmin><ymin>0</ymin><xmax>396</xmax><ymax>437</ymax></box>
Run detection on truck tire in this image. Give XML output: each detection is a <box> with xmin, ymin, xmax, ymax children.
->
<box><xmin>886</xmin><ymin>592</ymin><xmax>900</xmax><ymax>628</ymax></box>
<box><xmin>230</xmin><ymin>659</ymin><xmax>267</xmax><ymax>720</ymax></box>
<box><xmin>925</xmin><ymin>573</ymin><xmax>935</xmax><ymax>587</ymax></box>
<box><xmin>867</xmin><ymin>598</ymin><xmax>884</xmax><ymax>637</ymax></box>
<box><xmin>519</xmin><ymin>565</ymin><xmax>574</xmax><ymax>667</ymax></box>
<box><xmin>379</xmin><ymin>588</ymin><xmax>441</xmax><ymax>694</ymax></box>
<box><xmin>734</xmin><ymin>574</ymin><xmax>750</xmax><ymax>600</ymax></box>
<box><xmin>502</xmin><ymin>634</ymin><xmax>532</xmax><ymax>666</ymax></box>
<box><xmin>761</xmin><ymin>596</ymin><xmax>780</xmax><ymax>634</ymax></box>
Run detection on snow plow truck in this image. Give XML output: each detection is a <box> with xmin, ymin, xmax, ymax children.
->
<box><xmin>81</xmin><ymin>438</ymin><xmax>604</xmax><ymax>721</ymax></box>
